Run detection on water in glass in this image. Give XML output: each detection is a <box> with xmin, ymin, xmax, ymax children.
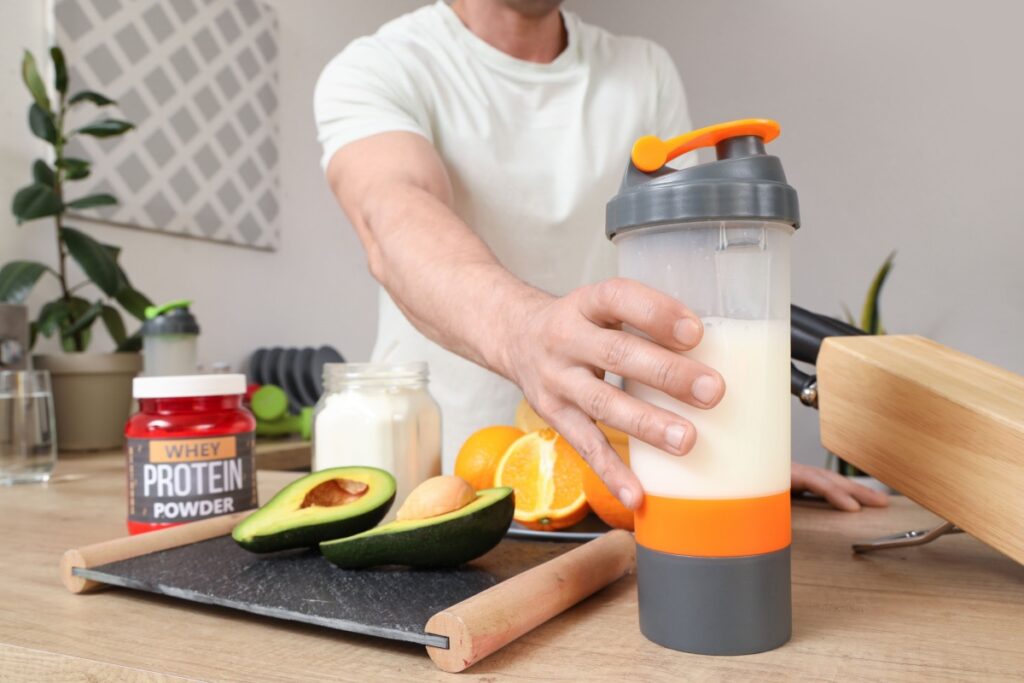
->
<box><xmin>0</xmin><ymin>370</ymin><xmax>58</xmax><ymax>484</ymax></box>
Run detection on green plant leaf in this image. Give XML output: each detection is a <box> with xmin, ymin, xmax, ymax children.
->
<box><xmin>36</xmin><ymin>299</ymin><xmax>70</xmax><ymax>336</ymax></box>
<box><xmin>57</xmin><ymin>157</ymin><xmax>90</xmax><ymax>180</ymax></box>
<box><xmin>65</xmin><ymin>300</ymin><xmax>103</xmax><ymax>335</ymax></box>
<box><xmin>68</xmin><ymin>90</ymin><xmax>115</xmax><ymax>107</ymax></box>
<box><xmin>21</xmin><ymin>50</ymin><xmax>50</xmax><ymax>112</ymax></box>
<box><xmin>29</xmin><ymin>321</ymin><xmax>38</xmax><ymax>350</ymax></box>
<box><xmin>12</xmin><ymin>183</ymin><xmax>62</xmax><ymax>223</ymax></box>
<box><xmin>32</xmin><ymin>159</ymin><xmax>55</xmax><ymax>187</ymax></box>
<box><xmin>0</xmin><ymin>261</ymin><xmax>52</xmax><ymax>303</ymax></box>
<box><xmin>117</xmin><ymin>329</ymin><xmax>143</xmax><ymax>352</ymax></box>
<box><xmin>74</xmin><ymin>119</ymin><xmax>133</xmax><ymax>138</ymax></box>
<box><xmin>61</xmin><ymin>226</ymin><xmax>125</xmax><ymax>296</ymax></box>
<box><xmin>115</xmin><ymin>285</ymin><xmax>153</xmax><ymax>321</ymax></box>
<box><xmin>861</xmin><ymin>251</ymin><xmax>896</xmax><ymax>335</ymax></box>
<box><xmin>100</xmin><ymin>304</ymin><xmax>127</xmax><ymax>345</ymax></box>
<box><xmin>29</xmin><ymin>103</ymin><xmax>58</xmax><ymax>143</ymax></box>
<box><xmin>60</xmin><ymin>296</ymin><xmax>94</xmax><ymax>351</ymax></box>
<box><xmin>104</xmin><ymin>243</ymin><xmax>121</xmax><ymax>261</ymax></box>
<box><xmin>66</xmin><ymin>193</ymin><xmax>117</xmax><ymax>210</ymax></box>
<box><xmin>50</xmin><ymin>46</ymin><xmax>67</xmax><ymax>95</ymax></box>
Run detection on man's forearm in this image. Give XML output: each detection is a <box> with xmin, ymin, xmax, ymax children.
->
<box><xmin>336</xmin><ymin>143</ymin><xmax>548</xmax><ymax>380</ymax></box>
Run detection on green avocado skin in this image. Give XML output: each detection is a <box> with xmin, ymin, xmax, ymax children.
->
<box><xmin>319</xmin><ymin>491</ymin><xmax>514</xmax><ymax>569</ymax></box>
<box><xmin>233</xmin><ymin>493</ymin><xmax>394</xmax><ymax>553</ymax></box>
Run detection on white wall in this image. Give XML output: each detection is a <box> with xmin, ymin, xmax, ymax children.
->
<box><xmin>4</xmin><ymin>1</ymin><xmax>1023</xmax><ymax>466</ymax></box>
<box><xmin>1</xmin><ymin>1</ymin><xmax>423</xmax><ymax>366</ymax></box>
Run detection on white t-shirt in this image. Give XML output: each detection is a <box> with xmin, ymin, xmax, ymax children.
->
<box><xmin>315</xmin><ymin>1</ymin><xmax>692</xmax><ymax>472</ymax></box>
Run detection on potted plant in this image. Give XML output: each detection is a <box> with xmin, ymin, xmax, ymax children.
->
<box><xmin>0</xmin><ymin>47</ymin><xmax>152</xmax><ymax>451</ymax></box>
<box><xmin>828</xmin><ymin>251</ymin><xmax>897</xmax><ymax>488</ymax></box>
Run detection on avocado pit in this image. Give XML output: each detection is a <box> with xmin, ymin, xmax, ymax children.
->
<box><xmin>396</xmin><ymin>475</ymin><xmax>476</xmax><ymax>521</ymax></box>
<box><xmin>301</xmin><ymin>478</ymin><xmax>369</xmax><ymax>508</ymax></box>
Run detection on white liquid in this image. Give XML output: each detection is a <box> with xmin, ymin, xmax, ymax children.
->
<box><xmin>627</xmin><ymin>317</ymin><xmax>790</xmax><ymax>499</ymax></box>
<box><xmin>313</xmin><ymin>387</ymin><xmax>441</xmax><ymax>520</ymax></box>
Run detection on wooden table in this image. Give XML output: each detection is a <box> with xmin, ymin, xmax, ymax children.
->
<box><xmin>1</xmin><ymin>455</ymin><xmax>1022</xmax><ymax>681</ymax></box>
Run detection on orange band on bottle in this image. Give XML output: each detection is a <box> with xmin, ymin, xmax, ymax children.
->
<box><xmin>635</xmin><ymin>491</ymin><xmax>791</xmax><ymax>557</ymax></box>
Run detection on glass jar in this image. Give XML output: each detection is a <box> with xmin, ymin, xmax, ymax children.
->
<box><xmin>313</xmin><ymin>362</ymin><xmax>441</xmax><ymax>518</ymax></box>
<box><xmin>125</xmin><ymin>374</ymin><xmax>257</xmax><ymax>535</ymax></box>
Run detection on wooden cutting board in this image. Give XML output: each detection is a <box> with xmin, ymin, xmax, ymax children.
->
<box><xmin>817</xmin><ymin>335</ymin><xmax>1024</xmax><ymax>564</ymax></box>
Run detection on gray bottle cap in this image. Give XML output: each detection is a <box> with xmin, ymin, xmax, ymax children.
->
<box><xmin>606</xmin><ymin>135</ymin><xmax>800</xmax><ymax>240</ymax></box>
<box><xmin>141</xmin><ymin>306</ymin><xmax>200</xmax><ymax>336</ymax></box>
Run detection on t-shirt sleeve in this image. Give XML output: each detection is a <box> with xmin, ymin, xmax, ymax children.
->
<box><xmin>650</xmin><ymin>44</ymin><xmax>696</xmax><ymax>168</ymax></box>
<box><xmin>313</xmin><ymin>37</ymin><xmax>432</xmax><ymax>170</ymax></box>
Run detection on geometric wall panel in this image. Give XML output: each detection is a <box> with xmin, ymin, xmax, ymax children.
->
<box><xmin>54</xmin><ymin>0</ymin><xmax>280</xmax><ymax>250</ymax></box>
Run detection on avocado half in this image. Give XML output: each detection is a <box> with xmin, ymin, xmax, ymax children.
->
<box><xmin>232</xmin><ymin>467</ymin><xmax>396</xmax><ymax>553</ymax></box>
<box><xmin>319</xmin><ymin>487</ymin><xmax>514</xmax><ymax>569</ymax></box>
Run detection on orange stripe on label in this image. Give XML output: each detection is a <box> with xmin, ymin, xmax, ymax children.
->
<box><xmin>148</xmin><ymin>436</ymin><xmax>236</xmax><ymax>463</ymax></box>
<box><xmin>635</xmin><ymin>491</ymin><xmax>791</xmax><ymax>557</ymax></box>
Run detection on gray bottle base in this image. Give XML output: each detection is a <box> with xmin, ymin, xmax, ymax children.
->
<box><xmin>636</xmin><ymin>544</ymin><xmax>791</xmax><ymax>656</ymax></box>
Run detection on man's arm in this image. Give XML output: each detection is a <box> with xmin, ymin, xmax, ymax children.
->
<box><xmin>327</xmin><ymin>131</ymin><xmax>724</xmax><ymax>509</ymax></box>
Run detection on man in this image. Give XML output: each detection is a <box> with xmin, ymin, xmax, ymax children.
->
<box><xmin>314</xmin><ymin>0</ymin><xmax>887</xmax><ymax>512</ymax></box>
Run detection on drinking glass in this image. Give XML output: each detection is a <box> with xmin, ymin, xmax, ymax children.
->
<box><xmin>0</xmin><ymin>370</ymin><xmax>58</xmax><ymax>485</ymax></box>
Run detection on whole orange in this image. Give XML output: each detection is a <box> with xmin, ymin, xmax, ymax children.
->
<box><xmin>454</xmin><ymin>425</ymin><xmax>524</xmax><ymax>491</ymax></box>
<box><xmin>582</xmin><ymin>440</ymin><xmax>634</xmax><ymax>531</ymax></box>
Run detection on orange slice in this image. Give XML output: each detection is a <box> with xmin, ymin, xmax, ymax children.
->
<box><xmin>494</xmin><ymin>428</ymin><xmax>589</xmax><ymax>531</ymax></box>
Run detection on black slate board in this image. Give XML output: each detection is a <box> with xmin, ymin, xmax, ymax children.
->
<box><xmin>74</xmin><ymin>536</ymin><xmax>579</xmax><ymax>648</ymax></box>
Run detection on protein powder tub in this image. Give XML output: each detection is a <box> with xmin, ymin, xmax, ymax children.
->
<box><xmin>125</xmin><ymin>374</ymin><xmax>257</xmax><ymax>535</ymax></box>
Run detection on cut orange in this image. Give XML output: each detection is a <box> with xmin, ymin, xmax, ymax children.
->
<box><xmin>582</xmin><ymin>440</ymin><xmax>634</xmax><ymax>531</ymax></box>
<box><xmin>494</xmin><ymin>428</ymin><xmax>589</xmax><ymax>531</ymax></box>
<box><xmin>454</xmin><ymin>425</ymin><xmax>524</xmax><ymax>491</ymax></box>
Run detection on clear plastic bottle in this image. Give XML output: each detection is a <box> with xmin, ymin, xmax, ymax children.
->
<box><xmin>312</xmin><ymin>362</ymin><xmax>441</xmax><ymax>519</ymax></box>
<box><xmin>606</xmin><ymin>119</ymin><xmax>799</xmax><ymax>655</ymax></box>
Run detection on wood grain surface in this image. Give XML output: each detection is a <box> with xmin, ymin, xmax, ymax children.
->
<box><xmin>1</xmin><ymin>454</ymin><xmax>1022</xmax><ymax>681</ymax></box>
<box><xmin>818</xmin><ymin>335</ymin><xmax>1024</xmax><ymax>564</ymax></box>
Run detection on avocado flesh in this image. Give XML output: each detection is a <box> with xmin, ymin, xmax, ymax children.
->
<box><xmin>232</xmin><ymin>467</ymin><xmax>396</xmax><ymax>553</ymax></box>
<box><xmin>319</xmin><ymin>487</ymin><xmax>514</xmax><ymax>569</ymax></box>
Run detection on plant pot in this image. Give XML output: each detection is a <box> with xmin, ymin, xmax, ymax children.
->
<box><xmin>33</xmin><ymin>352</ymin><xmax>141</xmax><ymax>452</ymax></box>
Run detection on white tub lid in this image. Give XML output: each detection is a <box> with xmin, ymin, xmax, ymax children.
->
<box><xmin>133</xmin><ymin>373</ymin><xmax>246</xmax><ymax>398</ymax></box>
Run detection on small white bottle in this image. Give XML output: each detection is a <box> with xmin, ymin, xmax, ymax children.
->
<box><xmin>312</xmin><ymin>362</ymin><xmax>441</xmax><ymax>519</ymax></box>
<box><xmin>141</xmin><ymin>300</ymin><xmax>200</xmax><ymax>377</ymax></box>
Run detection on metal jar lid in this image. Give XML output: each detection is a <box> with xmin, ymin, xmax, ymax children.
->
<box><xmin>606</xmin><ymin>121</ymin><xmax>800</xmax><ymax>240</ymax></box>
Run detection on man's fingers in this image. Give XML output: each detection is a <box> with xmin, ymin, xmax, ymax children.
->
<box><xmin>579</xmin><ymin>328</ymin><xmax>725</xmax><ymax>408</ymax></box>
<box><xmin>544</xmin><ymin>403</ymin><xmax>643</xmax><ymax>510</ymax></box>
<box><xmin>794</xmin><ymin>464</ymin><xmax>861</xmax><ymax>511</ymax></box>
<box><xmin>833</xmin><ymin>470</ymin><xmax>889</xmax><ymax>508</ymax></box>
<box><xmin>565</xmin><ymin>372</ymin><xmax>697</xmax><ymax>455</ymax></box>
<box><xmin>580</xmin><ymin>278</ymin><xmax>703</xmax><ymax>352</ymax></box>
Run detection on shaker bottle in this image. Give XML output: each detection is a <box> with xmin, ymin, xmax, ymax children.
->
<box><xmin>606</xmin><ymin>119</ymin><xmax>799</xmax><ymax>655</ymax></box>
<box><xmin>141</xmin><ymin>300</ymin><xmax>200</xmax><ymax>376</ymax></box>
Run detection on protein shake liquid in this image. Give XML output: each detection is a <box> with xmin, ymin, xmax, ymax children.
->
<box><xmin>125</xmin><ymin>374</ymin><xmax>257</xmax><ymax>535</ymax></box>
<box><xmin>607</xmin><ymin>119</ymin><xmax>799</xmax><ymax>655</ymax></box>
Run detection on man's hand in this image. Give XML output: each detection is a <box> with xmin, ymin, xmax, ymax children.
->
<box><xmin>327</xmin><ymin>132</ymin><xmax>879</xmax><ymax>516</ymax></box>
<box><xmin>501</xmin><ymin>278</ymin><xmax>725</xmax><ymax>510</ymax></box>
<box><xmin>790</xmin><ymin>462</ymin><xmax>889</xmax><ymax>511</ymax></box>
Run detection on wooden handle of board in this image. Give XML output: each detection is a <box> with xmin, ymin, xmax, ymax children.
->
<box><xmin>60</xmin><ymin>511</ymin><xmax>252</xmax><ymax>594</ymax></box>
<box><xmin>425</xmin><ymin>529</ymin><xmax>636</xmax><ymax>673</ymax></box>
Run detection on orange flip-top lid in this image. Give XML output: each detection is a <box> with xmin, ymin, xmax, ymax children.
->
<box><xmin>631</xmin><ymin>118</ymin><xmax>781</xmax><ymax>173</ymax></box>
